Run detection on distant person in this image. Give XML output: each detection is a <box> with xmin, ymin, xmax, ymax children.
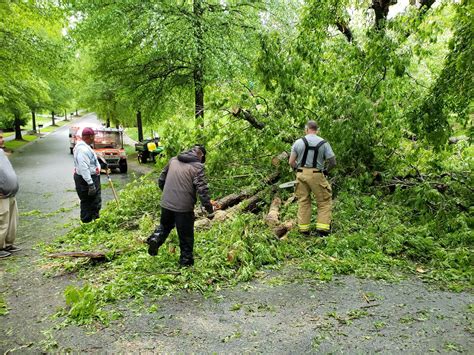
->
<box><xmin>289</xmin><ymin>120</ymin><xmax>336</xmax><ymax>236</ymax></box>
<box><xmin>147</xmin><ymin>145</ymin><xmax>214</xmax><ymax>266</ymax></box>
<box><xmin>0</xmin><ymin>147</ymin><xmax>20</xmax><ymax>258</ymax></box>
<box><xmin>73</xmin><ymin>127</ymin><xmax>102</xmax><ymax>223</ymax></box>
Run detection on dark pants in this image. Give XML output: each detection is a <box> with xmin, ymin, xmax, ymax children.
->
<box><xmin>74</xmin><ymin>173</ymin><xmax>101</xmax><ymax>223</ymax></box>
<box><xmin>154</xmin><ymin>207</ymin><xmax>195</xmax><ymax>265</ymax></box>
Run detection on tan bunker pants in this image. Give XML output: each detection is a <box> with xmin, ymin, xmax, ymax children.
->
<box><xmin>295</xmin><ymin>168</ymin><xmax>332</xmax><ymax>232</ymax></box>
<box><xmin>0</xmin><ymin>197</ymin><xmax>18</xmax><ymax>249</ymax></box>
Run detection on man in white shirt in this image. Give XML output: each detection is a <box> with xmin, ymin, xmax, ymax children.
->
<box><xmin>73</xmin><ymin>127</ymin><xmax>102</xmax><ymax>223</ymax></box>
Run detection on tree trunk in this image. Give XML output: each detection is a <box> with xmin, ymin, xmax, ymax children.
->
<box><xmin>193</xmin><ymin>0</ymin><xmax>205</xmax><ymax>141</ymax></box>
<box><xmin>336</xmin><ymin>21</ymin><xmax>353</xmax><ymax>42</ymax></box>
<box><xmin>51</xmin><ymin>111</ymin><xmax>56</xmax><ymax>126</ymax></box>
<box><xmin>137</xmin><ymin>110</ymin><xmax>143</xmax><ymax>142</ymax></box>
<box><xmin>64</xmin><ymin>109</ymin><xmax>68</xmax><ymax>121</ymax></box>
<box><xmin>14</xmin><ymin>113</ymin><xmax>22</xmax><ymax>140</ymax></box>
<box><xmin>75</xmin><ymin>109</ymin><xmax>78</xmax><ymax>116</ymax></box>
<box><xmin>106</xmin><ymin>112</ymin><xmax>111</xmax><ymax>128</ymax></box>
<box><xmin>31</xmin><ymin>110</ymin><xmax>36</xmax><ymax>133</ymax></box>
<box><xmin>371</xmin><ymin>0</ymin><xmax>396</xmax><ymax>29</ymax></box>
<box><xmin>215</xmin><ymin>190</ymin><xmax>252</xmax><ymax>210</ymax></box>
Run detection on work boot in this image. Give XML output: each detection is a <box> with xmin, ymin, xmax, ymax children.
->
<box><xmin>179</xmin><ymin>256</ymin><xmax>194</xmax><ymax>267</ymax></box>
<box><xmin>316</xmin><ymin>229</ymin><xmax>330</xmax><ymax>237</ymax></box>
<box><xmin>146</xmin><ymin>232</ymin><xmax>164</xmax><ymax>256</ymax></box>
<box><xmin>0</xmin><ymin>250</ymin><xmax>11</xmax><ymax>258</ymax></box>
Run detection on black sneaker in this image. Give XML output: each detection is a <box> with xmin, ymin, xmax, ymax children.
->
<box><xmin>147</xmin><ymin>235</ymin><xmax>161</xmax><ymax>256</ymax></box>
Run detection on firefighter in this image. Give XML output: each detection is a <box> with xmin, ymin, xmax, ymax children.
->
<box><xmin>73</xmin><ymin>127</ymin><xmax>102</xmax><ymax>223</ymax></box>
<box><xmin>147</xmin><ymin>145</ymin><xmax>214</xmax><ymax>266</ymax></box>
<box><xmin>289</xmin><ymin>120</ymin><xmax>336</xmax><ymax>236</ymax></box>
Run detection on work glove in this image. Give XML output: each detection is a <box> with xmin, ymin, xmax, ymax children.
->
<box><xmin>87</xmin><ymin>184</ymin><xmax>97</xmax><ymax>196</ymax></box>
<box><xmin>206</xmin><ymin>204</ymin><xmax>215</xmax><ymax>218</ymax></box>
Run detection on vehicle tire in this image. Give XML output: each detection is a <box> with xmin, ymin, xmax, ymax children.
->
<box><xmin>99</xmin><ymin>160</ymin><xmax>108</xmax><ymax>170</ymax></box>
<box><xmin>140</xmin><ymin>151</ymin><xmax>149</xmax><ymax>164</ymax></box>
<box><xmin>119</xmin><ymin>159</ymin><xmax>128</xmax><ymax>173</ymax></box>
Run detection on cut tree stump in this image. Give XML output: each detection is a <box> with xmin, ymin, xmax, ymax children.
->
<box><xmin>264</xmin><ymin>193</ymin><xmax>294</xmax><ymax>238</ymax></box>
<box><xmin>271</xmin><ymin>151</ymin><xmax>289</xmax><ymax>167</ymax></box>
<box><xmin>273</xmin><ymin>220</ymin><xmax>294</xmax><ymax>238</ymax></box>
<box><xmin>264</xmin><ymin>195</ymin><xmax>281</xmax><ymax>227</ymax></box>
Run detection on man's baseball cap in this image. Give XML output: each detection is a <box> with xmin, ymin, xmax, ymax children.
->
<box><xmin>82</xmin><ymin>127</ymin><xmax>95</xmax><ymax>136</ymax></box>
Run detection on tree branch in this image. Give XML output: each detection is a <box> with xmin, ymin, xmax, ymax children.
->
<box><xmin>231</xmin><ymin>107</ymin><xmax>265</xmax><ymax>130</ymax></box>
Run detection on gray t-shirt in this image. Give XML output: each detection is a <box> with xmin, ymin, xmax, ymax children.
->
<box><xmin>291</xmin><ymin>134</ymin><xmax>335</xmax><ymax>170</ymax></box>
<box><xmin>0</xmin><ymin>149</ymin><xmax>19</xmax><ymax>198</ymax></box>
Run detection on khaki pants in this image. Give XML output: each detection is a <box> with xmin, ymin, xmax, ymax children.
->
<box><xmin>295</xmin><ymin>169</ymin><xmax>332</xmax><ymax>232</ymax></box>
<box><xmin>0</xmin><ymin>197</ymin><xmax>18</xmax><ymax>249</ymax></box>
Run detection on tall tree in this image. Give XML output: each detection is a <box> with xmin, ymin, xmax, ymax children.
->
<box><xmin>0</xmin><ymin>2</ymin><xmax>70</xmax><ymax>139</ymax></box>
<box><xmin>69</xmin><ymin>0</ymin><xmax>263</xmax><ymax>142</ymax></box>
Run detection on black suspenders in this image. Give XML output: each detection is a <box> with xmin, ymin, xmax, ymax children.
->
<box><xmin>301</xmin><ymin>137</ymin><xmax>326</xmax><ymax>168</ymax></box>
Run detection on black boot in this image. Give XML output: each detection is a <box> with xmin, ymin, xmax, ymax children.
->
<box><xmin>147</xmin><ymin>230</ymin><xmax>164</xmax><ymax>256</ymax></box>
<box><xmin>179</xmin><ymin>255</ymin><xmax>194</xmax><ymax>267</ymax></box>
<box><xmin>315</xmin><ymin>229</ymin><xmax>330</xmax><ymax>237</ymax></box>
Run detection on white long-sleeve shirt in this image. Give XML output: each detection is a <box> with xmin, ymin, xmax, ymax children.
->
<box><xmin>73</xmin><ymin>141</ymin><xmax>101</xmax><ymax>185</ymax></box>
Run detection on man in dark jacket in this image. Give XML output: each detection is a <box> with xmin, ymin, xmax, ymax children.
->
<box><xmin>147</xmin><ymin>145</ymin><xmax>214</xmax><ymax>266</ymax></box>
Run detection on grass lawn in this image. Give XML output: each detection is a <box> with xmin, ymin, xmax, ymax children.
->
<box><xmin>4</xmin><ymin>135</ymin><xmax>37</xmax><ymax>150</ymax></box>
<box><xmin>124</xmin><ymin>128</ymin><xmax>139</xmax><ymax>142</ymax></box>
<box><xmin>41</xmin><ymin>120</ymin><xmax>68</xmax><ymax>133</ymax></box>
<box><xmin>1</xmin><ymin>132</ymin><xmax>14</xmax><ymax>138</ymax></box>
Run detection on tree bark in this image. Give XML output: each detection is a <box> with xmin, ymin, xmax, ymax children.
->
<box><xmin>31</xmin><ymin>110</ymin><xmax>36</xmax><ymax>133</ymax></box>
<box><xmin>64</xmin><ymin>109</ymin><xmax>68</xmax><ymax>121</ymax></box>
<box><xmin>14</xmin><ymin>112</ymin><xmax>22</xmax><ymax>140</ymax></box>
<box><xmin>193</xmin><ymin>0</ymin><xmax>205</xmax><ymax>141</ymax></box>
<box><xmin>106</xmin><ymin>112</ymin><xmax>111</xmax><ymax>128</ymax></box>
<box><xmin>231</xmin><ymin>107</ymin><xmax>265</xmax><ymax>130</ymax></box>
<box><xmin>51</xmin><ymin>111</ymin><xmax>56</xmax><ymax>126</ymax></box>
<box><xmin>336</xmin><ymin>21</ymin><xmax>353</xmax><ymax>42</ymax></box>
<box><xmin>371</xmin><ymin>0</ymin><xmax>397</xmax><ymax>29</ymax></box>
<box><xmin>215</xmin><ymin>190</ymin><xmax>252</xmax><ymax>210</ymax></box>
<box><xmin>271</xmin><ymin>151</ymin><xmax>289</xmax><ymax>167</ymax></box>
<box><xmin>419</xmin><ymin>0</ymin><xmax>435</xmax><ymax>11</ymax></box>
<box><xmin>137</xmin><ymin>110</ymin><xmax>143</xmax><ymax>142</ymax></box>
<box><xmin>47</xmin><ymin>250</ymin><xmax>124</xmax><ymax>261</ymax></box>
